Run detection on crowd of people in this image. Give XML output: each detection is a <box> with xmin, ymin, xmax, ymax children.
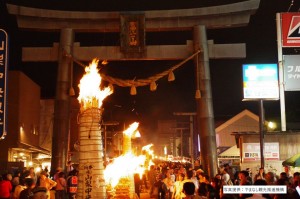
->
<box><xmin>142</xmin><ymin>162</ymin><xmax>300</xmax><ymax>199</ymax></box>
<box><xmin>0</xmin><ymin>167</ymin><xmax>78</xmax><ymax>199</ymax></box>
<box><xmin>1</xmin><ymin>162</ymin><xmax>300</xmax><ymax>199</ymax></box>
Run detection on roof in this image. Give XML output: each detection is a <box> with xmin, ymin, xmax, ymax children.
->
<box><xmin>216</xmin><ymin>109</ymin><xmax>259</xmax><ymax>133</ymax></box>
<box><xmin>218</xmin><ymin>145</ymin><xmax>240</xmax><ymax>159</ymax></box>
<box><xmin>6</xmin><ymin>0</ymin><xmax>251</xmax><ymax>11</ymax></box>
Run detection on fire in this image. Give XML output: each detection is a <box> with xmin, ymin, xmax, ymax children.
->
<box><xmin>123</xmin><ymin>122</ymin><xmax>139</xmax><ymax>137</ymax></box>
<box><xmin>142</xmin><ymin>144</ymin><xmax>154</xmax><ymax>157</ymax></box>
<box><xmin>77</xmin><ymin>59</ymin><xmax>113</xmax><ymax>109</ymax></box>
<box><xmin>104</xmin><ymin>152</ymin><xmax>146</xmax><ymax>188</ymax></box>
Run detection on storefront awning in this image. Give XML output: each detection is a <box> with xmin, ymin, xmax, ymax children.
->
<box><xmin>218</xmin><ymin>145</ymin><xmax>240</xmax><ymax>159</ymax></box>
<box><xmin>17</xmin><ymin>141</ymin><xmax>51</xmax><ymax>156</ymax></box>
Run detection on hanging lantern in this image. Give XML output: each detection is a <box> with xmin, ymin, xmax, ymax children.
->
<box><xmin>130</xmin><ymin>85</ymin><xmax>137</xmax><ymax>95</ymax></box>
<box><xmin>168</xmin><ymin>71</ymin><xmax>175</xmax><ymax>81</ymax></box>
<box><xmin>195</xmin><ymin>89</ymin><xmax>201</xmax><ymax>99</ymax></box>
<box><xmin>150</xmin><ymin>81</ymin><xmax>157</xmax><ymax>91</ymax></box>
<box><xmin>69</xmin><ymin>87</ymin><xmax>75</xmax><ymax>96</ymax></box>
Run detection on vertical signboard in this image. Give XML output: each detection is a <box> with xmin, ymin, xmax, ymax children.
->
<box><xmin>242</xmin><ymin>64</ymin><xmax>279</xmax><ymax>100</ymax></box>
<box><xmin>0</xmin><ymin>29</ymin><xmax>8</xmax><ymax>140</ymax></box>
<box><xmin>120</xmin><ymin>13</ymin><xmax>145</xmax><ymax>55</ymax></box>
<box><xmin>283</xmin><ymin>55</ymin><xmax>300</xmax><ymax>91</ymax></box>
<box><xmin>281</xmin><ymin>13</ymin><xmax>300</xmax><ymax>47</ymax></box>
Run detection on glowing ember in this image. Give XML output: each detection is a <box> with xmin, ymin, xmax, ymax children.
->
<box><xmin>104</xmin><ymin>152</ymin><xmax>146</xmax><ymax>188</ymax></box>
<box><xmin>123</xmin><ymin>122</ymin><xmax>139</xmax><ymax>137</ymax></box>
<box><xmin>142</xmin><ymin>144</ymin><xmax>154</xmax><ymax>157</ymax></box>
<box><xmin>78</xmin><ymin>59</ymin><xmax>113</xmax><ymax>109</ymax></box>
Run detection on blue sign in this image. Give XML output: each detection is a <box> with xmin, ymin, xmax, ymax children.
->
<box><xmin>243</xmin><ymin>64</ymin><xmax>279</xmax><ymax>100</ymax></box>
<box><xmin>0</xmin><ymin>29</ymin><xmax>8</xmax><ymax>139</ymax></box>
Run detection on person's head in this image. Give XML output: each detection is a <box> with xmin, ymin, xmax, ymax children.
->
<box><xmin>218</xmin><ymin>165</ymin><xmax>226</xmax><ymax>174</ymax></box>
<box><xmin>178</xmin><ymin>173</ymin><xmax>185</xmax><ymax>181</ymax></box>
<box><xmin>186</xmin><ymin>169</ymin><xmax>194</xmax><ymax>179</ymax></box>
<box><xmin>6</xmin><ymin>173</ymin><xmax>13</xmax><ymax>181</ymax></box>
<box><xmin>24</xmin><ymin>178</ymin><xmax>35</xmax><ymax>188</ymax></box>
<box><xmin>56</xmin><ymin>167</ymin><xmax>62</xmax><ymax>173</ymax></box>
<box><xmin>284</xmin><ymin>166</ymin><xmax>290</xmax><ymax>174</ymax></box>
<box><xmin>259</xmin><ymin>167</ymin><xmax>265</xmax><ymax>174</ymax></box>
<box><xmin>198</xmin><ymin>173</ymin><xmax>210</xmax><ymax>183</ymax></box>
<box><xmin>238</xmin><ymin>170</ymin><xmax>249</xmax><ymax>181</ymax></box>
<box><xmin>183</xmin><ymin>182</ymin><xmax>195</xmax><ymax>196</ymax></box>
<box><xmin>280</xmin><ymin>172</ymin><xmax>288</xmax><ymax>180</ymax></box>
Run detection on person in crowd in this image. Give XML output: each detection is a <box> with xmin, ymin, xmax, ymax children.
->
<box><xmin>134</xmin><ymin>173</ymin><xmax>142</xmax><ymax>198</ymax></box>
<box><xmin>283</xmin><ymin>166</ymin><xmax>293</xmax><ymax>184</ymax></box>
<box><xmin>246</xmin><ymin>179</ymin><xmax>271</xmax><ymax>199</ymax></box>
<box><xmin>254</xmin><ymin>168</ymin><xmax>266</xmax><ymax>182</ymax></box>
<box><xmin>172</xmin><ymin>173</ymin><xmax>185</xmax><ymax>199</ymax></box>
<box><xmin>182</xmin><ymin>182</ymin><xmax>201</xmax><ymax>199</ymax></box>
<box><xmin>27</xmin><ymin>167</ymin><xmax>37</xmax><ymax>184</ymax></box>
<box><xmin>12</xmin><ymin>171</ymin><xmax>22</xmax><ymax>192</ymax></box>
<box><xmin>291</xmin><ymin>172</ymin><xmax>300</xmax><ymax>190</ymax></box>
<box><xmin>12</xmin><ymin>177</ymin><xmax>26</xmax><ymax>199</ymax></box>
<box><xmin>238</xmin><ymin>170</ymin><xmax>252</xmax><ymax>199</ymax></box>
<box><xmin>148</xmin><ymin>165</ymin><xmax>158</xmax><ymax>197</ymax></box>
<box><xmin>219</xmin><ymin>165</ymin><xmax>232</xmax><ymax>186</ymax></box>
<box><xmin>265</xmin><ymin>172</ymin><xmax>277</xmax><ymax>185</ymax></box>
<box><xmin>198</xmin><ymin>173</ymin><xmax>210</xmax><ymax>184</ymax></box>
<box><xmin>211</xmin><ymin>174</ymin><xmax>222</xmax><ymax>199</ymax></box>
<box><xmin>53</xmin><ymin>167</ymin><xmax>63</xmax><ymax>181</ymax></box>
<box><xmin>0</xmin><ymin>174</ymin><xmax>12</xmax><ymax>199</ymax></box>
<box><xmin>66</xmin><ymin>169</ymin><xmax>78</xmax><ymax>199</ymax></box>
<box><xmin>152</xmin><ymin>174</ymin><xmax>168</xmax><ymax>199</ymax></box>
<box><xmin>37</xmin><ymin>171</ymin><xmax>57</xmax><ymax>198</ymax></box>
<box><xmin>245</xmin><ymin>168</ymin><xmax>253</xmax><ymax>185</ymax></box>
<box><xmin>224</xmin><ymin>164</ymin><xmax>235</xmax><ymax>183</ymax></box>
<box><xmin>163</xmin><ymin>169</ymin><xmax>175</xmax><ymax>199</ymax></box>
<box><xmin>186</xmin><ymin>169</ymin><xmax>199</xmax><ymax>193</ymax></box>
<box><xmin>198</xmin><ymin>182</ymin><xmax>216</xmax><ymax>199</ymax></box>
<box><xmin>55</xmin><ymin>172</ymin><xmax>66</xmax><ymax>199</ymax></box>
<box><xmin>19</xmin><ymin>178</ymin><xmax>36</xmax><ymax>199</ymax></box>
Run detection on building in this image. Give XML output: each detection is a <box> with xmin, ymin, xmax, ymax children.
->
<box><xmin>0</xmin><ymin>71</ymin><xmax>50</xmax><ymax>172</ymax></box>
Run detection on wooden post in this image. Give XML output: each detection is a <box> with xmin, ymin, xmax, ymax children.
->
<box><xmin>51</xmin><ymin>28</ymin><xmax>73</xmax><ymax>175</ymax></box>
<box><xmin>193</xmin><ymin>25</ymin><xmax>218</xmax><ymax>178</ymax></box>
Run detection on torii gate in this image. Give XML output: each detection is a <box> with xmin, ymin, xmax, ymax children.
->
<box><xmin>7</xmin><ymin>0</ymin><xmax>260</xmax><ymax>180</ymax></box>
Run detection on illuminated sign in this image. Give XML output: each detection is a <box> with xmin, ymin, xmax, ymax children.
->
<box><xmin>0</xmin><ymin>29</ymin><xmax>8</xmax><ymax>140</ymax></box>
<box><xmin>283</xmin><ymin>55</ymin><xmax>300</xmax><ymax>91</ymax></box>
<box><xmin>242</xmin><ymin>64</ymin><xmax>279</xmax><ymax>100</ymax></box>
<box><xmin>243</xmin><ymin>142</ymin><xmax>279</xmax><ymax>161</ymax></box>
<box><xmin>281</xmin><ymin>13</ymin><xmax>300</xmax><ymax>47</ymax></box>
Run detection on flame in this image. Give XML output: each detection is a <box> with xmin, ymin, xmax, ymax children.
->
<box><xmin>123</xmin><ymin>122</ymin><xmax>139</xmax><ymax>137</ymax></box>
<box><xmin>104</xmin><ymin>152</ymin><xmax>146</xmax><ymax>188</ymax></box>
<box><xmin>77</xmin><ymin>59</ymin><xmax>113</xmax><ymax>109</ymax></box>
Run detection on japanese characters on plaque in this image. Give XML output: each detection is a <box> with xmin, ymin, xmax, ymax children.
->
<box><xmin>0</xmin><ymin>29</ymin><xmax>8</xmax><ymax>140</ymax></box>
<box><xmin>120</xmin><ymin>13</ymin><xmax>145</xmax><ymax>56</ymax></box>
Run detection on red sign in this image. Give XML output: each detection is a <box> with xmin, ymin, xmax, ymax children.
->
<box><xmin>281</xmin><ymin>13</ymin><xmax>300</xmax><ymax>47</ymax></box>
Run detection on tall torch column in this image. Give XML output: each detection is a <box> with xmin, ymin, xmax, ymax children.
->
<box><xmin>77</xmin><ymin>107</ymin><xmax>106</xmax><ymax>198</ymax></box>
<box><xmin>77</xmin><ymin>59</ymin><xmax>113</xmax><ymax>198</ymax></box>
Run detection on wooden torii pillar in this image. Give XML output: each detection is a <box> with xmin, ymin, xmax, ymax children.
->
<box><xmin>7</xmin><ymin>0</ymin><xmax>260</xmax><ymax>178</ymax></box>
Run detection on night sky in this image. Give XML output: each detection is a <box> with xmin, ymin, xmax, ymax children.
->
<box><xmin>1</xmin><ymin>0</ymin><xmax>300</xmax><ymax>132</ymax></box>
